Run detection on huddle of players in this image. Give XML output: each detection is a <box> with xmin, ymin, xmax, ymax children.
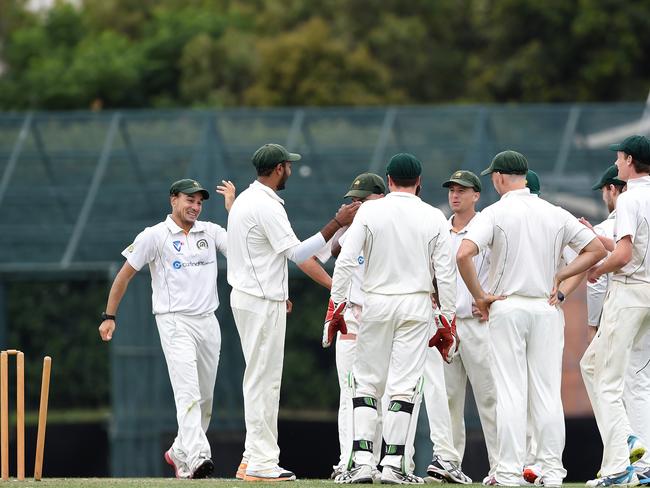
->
<box><xmin>322</xmin><ymin>136</ymin><xmax>650</xmax><ymax>487</ymax></box>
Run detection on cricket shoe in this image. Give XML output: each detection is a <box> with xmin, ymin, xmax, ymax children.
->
<box><xmin>482</xmin><ymin>475</ymin><xmax>505</xmax><ymax>486</ymax></box>
<box><xmin>164</xmin><ymin>448</ymin><xmax>191</xmax><ymax>479</ymax></box>
<box><xmin>335</xmin><ymin>464</ymin><xmax>375</xmax><ymax>484</ymax></box>
<box><xmin>331</xmin><ymin>464</ymin><xmax>345</xmax><ymax>480</ymax></box>
<box><xmin>244</xmin><ymin>465</ymin><xmax>296</xmax><ymax>482</ymax></box>
<box><xmin>634</xmin><ymin>465</ymin><xmax>650</xmax><ymax>485</ymax></box>
<box><xmin>191</xmin><ymin>457</ymin><xmax>214</xmax><ymax>479</ymax></box>
<box><xmin>586</xmin><ymin>466</ymin><xmax>639</xmax><ymax>487</ymax></box>
<box><xmin>380</xmin><ymin>466</ymin><xmax>424</xmax><ymax>484</ymax></box>
<box><xmin>523</xmin><ymin>465</ymin><xmax>543</xmax><ymax>485</ymax></box>
<box><xmin>427</xmin><ymin>455</ymin><xmax>472</xmax><ymax>484</ymax></box>
<box><xmin>236</xmin><ymin>460</ymin><xmax>248</xmax><ymax>480</ymax></box>
<box><xmin>629</xmin><ymin>436</ymin><xmax>648</xmax><ymax>464</ymax></box>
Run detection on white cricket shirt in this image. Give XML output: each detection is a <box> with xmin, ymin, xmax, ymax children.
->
<box><xmin>465</xmin><ymin>189</ymin><xmax>596</xmax><ymax>299</ymax></box>
<box><xmin>227</xmin><ymin>180</ymin><xmax>301</xmax><ymax>301</ymax></box>
<box><xmin>612</xmin><ymin>176</ymin><xmax>650</xmax><ymax>284</ymax></box>
<box><xmin>331</xmin><ymin>192</ymin><xmax>457</xmax><ymax>319</ymax></box>
<box><xmin>122</xmin><ymin>215</ymin><xmax>227</xmax><ymax>315</ymax></box>
<box><xmin>587</xmin><ymin>211</ymin><xmax>615</xmax><ymax>326</ymax></box>
<box><xmin>315</xmin><ymin>228</ymin><xmax>366</xmax><ymax>307</ymax></box>
<box><xmin>449</xmin><ymin>214</ymin><xmax>490</xmax><ymax>319</ymax></box>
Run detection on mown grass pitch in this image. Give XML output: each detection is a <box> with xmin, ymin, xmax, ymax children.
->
<box><xmin>16</xmin><ymin>480</ymin><xmax>589</xmax><ymax>488</ymax></box>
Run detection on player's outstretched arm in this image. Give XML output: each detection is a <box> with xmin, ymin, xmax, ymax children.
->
<box><xmin>216</xmin><ymin>180</ymin><xmax>236</xmax><ymax>212</ymax></box>
<box><xmin>298</xmin><ymin>257</ymin><xmax>332</xmax><ymax>290</ymax></box>
<box><xmin>99</xmin><ymin>262</ymin><xmax>138</xmax><ymax>341</ymax></box>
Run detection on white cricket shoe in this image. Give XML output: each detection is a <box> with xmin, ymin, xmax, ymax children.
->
<box><xmin>335</xmin><ymin>464</ymin><xmax>375</xmax><ymax>484</ymax></box>
<box><xmin>244</xmin><ymin>465</ymin><xmax>296</xmax><ymax>482</ymax></box>
<box><xmin>586</xmin><ymin>466</ymin><xmax>639</xmax><ymax>487</ymax></box>
<box><xmin>523</xmin><ymin>464</ymin><xmax>543</xmax><ymax>485</ymax></box>
<box><xmin>426</xmin><ymin>455</ymin><xmax>472</xmax><ymax>484</ymax></box>
<box><xmin>380</xmin><ymin>466</ymin><xmax>424</xmax><ymax>484</ymax></box>
<box><xmin>164</xmin><ymin>448</ymin><xmax>191</xmax><ymax>479</ymax></box>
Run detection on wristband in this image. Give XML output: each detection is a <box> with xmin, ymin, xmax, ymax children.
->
<box><xmin>557</xmin><ymin>291</ymin><xmax>565</xmax><ymax>302</ymax></box>
<box><xmin>333</xmin><ymin>217</ymin><xmax>343</xmax><ymax>228</ymax></box>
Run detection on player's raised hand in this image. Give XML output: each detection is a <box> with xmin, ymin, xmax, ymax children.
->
<box><xmin>334</xmin><ymin>201</ymin><xmax>361</xmax><ymax>227</ymax></box>
<box><xmin>216</xmin><ymin>180</ymin><xmax>236</xmax><ymax>212</ymax></box>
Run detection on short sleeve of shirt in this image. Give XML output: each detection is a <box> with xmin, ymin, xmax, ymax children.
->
<box><xmin>464</xmin><ymin>209</ymin><xmax>493</xmax><ymax>252</ymax></box>
<box><xmin>615</xmin><ymin>193</ymin><xmax>638</xmax><ymax>242</ymax></box>
<box><xmin>561</xmin><ymin>210</ymin><xmax>596</xmax><ymax>253</ymax></box>
<box><xmin>259</xmin><ymin>202</ymin><xmax>301</xmax><ymax>254</ymax></box>
<box><xmin>206</xmin><ymin>222</ymin><xmax>228</xmax><ymax>257</ymax></box>
<box><xmin>122</xmin><ymin>227</ymin><xmax>157</xmax><ymax>271</ymax></box>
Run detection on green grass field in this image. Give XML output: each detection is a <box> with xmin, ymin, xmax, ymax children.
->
<box><xmin>13</xmin><ymin>480</ymin><xmax>589</xmax><ymax>488</ymax></box>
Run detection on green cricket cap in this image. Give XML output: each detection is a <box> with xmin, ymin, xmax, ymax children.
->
<box><xmin>386</xmin><ymin>153</ymin><xmax>422</xmax><ymax>179</ymax></box>
<box><xmin>169</xmin><ymin>178</ymin><xmax>209</xmax><ymax>199</ymax></box>
<box><xmin>442</xmin><ymin>170</ymin><xmax>481</xmax><ymax>192</ymax></box>
<box><xmin>481</xmin><ymin>150</ymin><xmax>528</xmax><ymax>176</ymax></box>
<box><xmin>525</xmin><ymin>170</ymin><xmax>541</xmax><ymax>195</ymax></box>
<box><xmin>609</xmin><ymin>135</ymin><xmax>650</xmax><ymax>163</ymax></box>
<box><xmin>592</xmin><ymin>165</ymin><xmax>626</xmax><ymax>190</ymax></box>
<box><xmin>344</xmin><ymin>173</ymin><xmax>387</xmax><ymax>198</ymax></box>
<box><xmin>252</xmin><ymin>143</ymin><xmax>301</xmax><ymax>170</ymax></box>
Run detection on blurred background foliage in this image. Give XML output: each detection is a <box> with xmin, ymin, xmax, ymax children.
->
<box><xmin>1</xmin><ymin>0</ymin><xmax>650</xmax><ymax>111</ymax></box>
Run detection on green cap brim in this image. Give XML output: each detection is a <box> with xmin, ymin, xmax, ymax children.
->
<box><xmin>480</xmin><ymin>167</ymin><xmax>493</xmax><ymax>176</ymax></box>
<box><xmin>287</xmin><ymin>152</ymin><xmax>301</xmax><ymax>162</ymax></box>
<box><xmin>344</xmin><ymin>189</ymin><xmax>373</xmax><ymax>198</ymax></box>
<box><xmin>591</xmin><ymin>182</ymin><xmax>603</xmax><ymax>191</ymax></box>
<box><xmin>609</xmin><ymin>143</ymin><xmax>624</xmax><ymax>152</ymax></box>
<box><xmin>183</xmin><ymin>189</ymin><xmax>210</xmax><ymax>199</ymax></box>
<box><xmin>442</xmin><ymin>179</ymin><xmax>477</xmax><ymax>189</ymax></box>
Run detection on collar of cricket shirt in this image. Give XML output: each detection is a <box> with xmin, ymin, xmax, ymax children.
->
<box><xmin>164</xmin><ymin>215</ymin><xmax>206</xmax><ymax>234</ymax></box>
<box><xmin>625</xmin><ymin>175</ymin><xmax>650</xmax><ymax>191</ymax></box>
<box><xmin>448</xmin><ymin>211</ymin><xmax>480</xmax><ymax>235</ymax></box>
<box><xmin>500</xmin><ymin>188</ymin><xmax>532</xmax><ymax>200</ymax></box>
<box><xmin>250</xmin><ymin>179</ymin><xmax>285</xmax><ymax>205</ymax></box>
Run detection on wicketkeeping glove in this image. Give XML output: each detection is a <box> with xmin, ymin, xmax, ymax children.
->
<box><xmin>429</xmin><ymin>314</ymin><xmax>459</xmax><ymax>364</ymax></box>
<box><xmin>322</xmin><ymin>298</ymin><xmax>348</xmax><ymax>348</ymax></box>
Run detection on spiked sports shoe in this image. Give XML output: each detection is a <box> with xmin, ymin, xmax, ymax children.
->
<box><xmin>164</xmin><ymin>448</ymin><xmax>190</xmax><ymax>479</ymax></box>
<box><xmin>244</xmin><ymin>465</ymin><xmax>297</xmax><ymax>482</ymax></box>
<box><xmin>335</xmin><ymin>464</ymin><xmax>375</xmax><ymax>484</ymax></box>
<box><xmin>523</xmin><ymin>465</ymin><xmax>543</xmax><ymax>485</ymax></box>
<box><xmin>380</xmin><ymin>466</ymin><xmax>424</xmax><ymax>484</ymax></box>
<box><xmin>191</xmin><ymin>457</ymin><xmax>214</xmax><ymax>479</ymax></box>
<box><xmin>427</xmin><ymin>455</ymin><xmax>472</xmax><ymax>484</ymax></box>
<box><xmin>586</xmin><ymin>466</ymin><xmax>639</xmax><ymax>487</ymax></box>
<box><xmin>630</xmin><ymin>436</ymin><xmax>648</xmax><ymax>464</ymax></box>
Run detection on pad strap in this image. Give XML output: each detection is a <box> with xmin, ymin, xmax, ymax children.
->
<box><xmin>387</xmin><ymin>400</ymin><xmax>414</xmax><ymax>414</ymax></box>
<box><xmin>352</xmin><ymin>396</ymin><xmax>378</xmax><ymax>409</ymax></box>
<box><xmin>352</xmin><ymin>440</ymin><xmax>374</xmax><ymax>453</ymax></box>
<box><xmin>384</xmin><ymin>443</ymin><xmax>405</xmax><ymax>456</ymax></box>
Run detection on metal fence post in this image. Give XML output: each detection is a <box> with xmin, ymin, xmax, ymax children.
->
<box><xmin>0</xmin><ymin>112</ymin><xmax>32</xmax><ymax>208</ymax></box>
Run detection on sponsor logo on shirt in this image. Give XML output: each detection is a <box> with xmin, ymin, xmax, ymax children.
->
<box><xmin>127</xmin><ymin>244</ymin><xmax>134</xmax><ymax>253</ymax></box>
<box><xmin>173</xmin><ymin>240</ymin><xmax>183</xmax><ymax>252</ymax></box>
<box><xmin>171</xmin><ymin>260</ymin><xmax>215</xmax><ymax>269</ymax></box>
<box><xmin>197</xmin><ymin>239</ymin><xmax>209</xmax><ymax>250</ymax></box>
<box><xmin>357</xmin><ymin>256</ymin><xmax>364</xmax><ymax>265</ymax></box>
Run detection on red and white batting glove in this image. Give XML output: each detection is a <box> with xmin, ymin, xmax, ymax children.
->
<box><xmin>322</xmin><ymin>298</ymin><xmax>348</xmax><ymax>348</ymax></box>
<box><xmin>429</xmin><ymin>314</ymin><xmax>459</xmax><ymax>364</ymax></box>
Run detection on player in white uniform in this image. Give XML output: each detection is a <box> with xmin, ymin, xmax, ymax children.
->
<box><xmin>425</xmin><ymin>170</ymin><xmax>496</xmax><ymax>484</ymax></box>
<box><xmin>314</xmin><ymin>173</ymin><xmax>387</xmax><ymax>480</ymax></box>
<box><xmin>329</xmin><ymin>153</ymin><xmax>457</xmax><ymax>484</ymax></box>
<box><xmin>98</xmin><ymin>179</ymin><xmax>230</xmax><ymax>479</ymax></box>
<box><xmin>456</xmin><ymin>150</ymin><xmax>606</xmax><ymax>487</ymax></box>
<box><xmin>581</xmin><ymin>135</ymin><xmax>650</xmax><ymax>487</ymax></box>
<box><xmin>227</xmin><ymin>143</ymin><xmax>358</xmax><ymax>482</ymax></box>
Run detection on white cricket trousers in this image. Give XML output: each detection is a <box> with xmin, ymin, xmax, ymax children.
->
<box><xmin>335</xmin><ymin>304</ymin><xmax>383</xmax><ymax>469</ymax></box>
<box><xmin>443</xmin><ymin>316</ymin><xmax>498</xmax><ymax>474</ymax></box>
<box><xmin>155</xmin><ymin>311</ymin><xmax>221</xmax><ymax>471</ymax></box>
<box><xmin>352</xmin><ymin>292</ymin><xmax>431</xmax><ymax>469</ymax></box>
<box><xmin>423</xmin><ymin>346</ymin><xmax>462</xmax><ymax>464</ymax></box>
<box><xmin>624</xmin><ymin>325</ymin><xmax>650</xmax><ymax>453</ymax></box>
<box><xmin>489</xmin><ymin>296</ymin><xmax>566</xmax><ymax>486</ymax></box>
<box><xmin>231</xmin><ymin>289</ymin><xmax>287</xmax><ymax>471</ymax></box>
<box><xmin>580</xmin><ymin>280</ymin><xmax>650</xmax><ymax>476</ymax></box>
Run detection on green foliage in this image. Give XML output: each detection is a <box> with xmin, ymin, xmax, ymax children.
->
<box><xmin>6</xmin><ymin>280</ymin><xmax>109</xmax><ymax>409</ymax></box>
<box><xmin>2</xmin><ymin>0</ymin><xmax>650</xmax><ymax>110</ymax></box>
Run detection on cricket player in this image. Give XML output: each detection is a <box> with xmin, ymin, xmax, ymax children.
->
<box><xmin>456</xmin><ymin>150</ymin><xmax>606</xmax><ymax>486</ymax></box>
<box><xmin>581</xmin><ymin>135</ymin><xmax>650</xmax><ymax>487</ymax></box>
<box><xmin>227</xmin><ymin>143</ymin><xmax>359</xmax><ymax>482</ymax></box>
<box><xmin>424</xmin><ymin>170</ymin><xmax>495</xmax><ymax>484</ymax></box>
<box><xmin>98</xmin><ymin>179</ymin><xmax>231</xmax><ymax>479</ymax></box>
<box><xmin>329</xmin><ymin>153</ymin><xmax>457</xmax><ymax>484</ymax></box>
<box><xmin>313</xmin><ymin>173</ymin><xmax>387</xmax><ymax>480</ymax></box>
